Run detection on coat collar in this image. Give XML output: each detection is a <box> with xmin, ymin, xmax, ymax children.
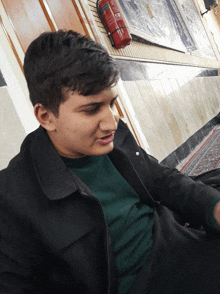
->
<box><xmin>30</xmin><ymin>126</ymin><xmax>81</xmax><ymax>200</ymax></box>
<box><xmin>29</xmin><ymin>120</ymin><xmax>129</xmax><ymax>201</ymax></box>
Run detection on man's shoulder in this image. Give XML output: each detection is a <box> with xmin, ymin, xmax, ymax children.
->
<box><xmin>0</xmin><ymin>126</ymin><xmax>42</xmax><ymax>182</ymax></box>
<box><xmin>117</xmin><ymin>119</ymin><xmax>131</xmax><ymax>134</ymax></box>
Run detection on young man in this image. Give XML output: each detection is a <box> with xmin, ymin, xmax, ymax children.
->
<box><xmin>0</xmin><ymin>30</ymin><xmax>220</xmax><ymax>294</ymax></box>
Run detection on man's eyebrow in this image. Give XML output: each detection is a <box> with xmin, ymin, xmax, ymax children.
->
<box><xmin>75</xmin><ymin>102</ymin><xmax>102</xmax><ymax>111</ymax></box>
<box><xmin>76</xmin><ymin>95</ymin><xmax>118</xmax><ymax>110</ymax></box>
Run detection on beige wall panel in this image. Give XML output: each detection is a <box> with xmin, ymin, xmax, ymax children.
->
<box><xmin>123</xmin><ymin>80</ymin><xmax>168</xmax><ymax>160</ymax></box>
<box><xmin>176</xmin><ymin>76</ymin><xmax>220</xmax><ymax>134</ymax></box>
<box><xmin>195</xmin><ymin>77</ymin><xmax>217</xmax><ymax>121</ymax></box>
<box><xmin>177</xmin><ymin>78</ymin><xmax>204</xmax><ymax>130</ymax></box>
<box><xmin>173</xmin><ymin>78</ymin><xmax>203</xmax><ymax>136</ymax></box>
<box><xmin>179</xmin><ymin>77</ymin><xmax>209</xmax><ymax>134</ymax></box>
<box><xmin>160</xmin><ymin>78</ymin><xmax>189</xmax><ymax>146</ymax></box>
<box><xmin>202</xmin><ymin>77</ymin><xmax>220</xmax><ymax>116</ymax></box>
<box><xmin>122</xmin><ymin>73</ymin><xmax>220</xmax><ymax>161</ymax></box>
<box><xmin>170</xmin><ymin>78</ymin><xmax>202</xmax><ymax>136</ymax></box>
<box><xmin>180</xmin><ymin>78</ymin><xmax>207</xmax><ymax>127</ymax></box>
<box><xmin>211</xmin><ymin>76</ymin><xmax>220</xmax><ymax>111</ymax></box>
<box><xmin>205</xmin><ymin>77</ymin><xmax>219</xmax><ymax>117</ymax></box>
<box><xmin>186</xmin><ymin>79</ymin><xmax>207</xmax><ymax>126</ymax></box>
<box><xmin>170</xmin><ymin>79</ymin><xmax>193</xmax><ymax>138</ymax></box>
<box><xmin>201</xmin><ymin>78</ymin><xmax>216</xmax><ymax>117</ymax></box>
<box><xmin>0</xmin><ymin>87</ymin><xmax>26</xmax><ymax>170</ymax></box>
<box><xmin>149</xmin><ymin>80</ymin><xmax>178</xmax><ymax>153</ymax></box>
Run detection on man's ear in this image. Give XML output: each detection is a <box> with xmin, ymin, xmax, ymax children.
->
<box><xmin>34</xmin><ymin>103</ymin><xmax>57</xmax><ymax>132</ymax></box>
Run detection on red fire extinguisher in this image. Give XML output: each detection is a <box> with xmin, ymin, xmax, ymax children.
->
<box><xmin>97</xmin><ymin>0</ymin><xmax>131</xmax><ymax>49</ymax></box>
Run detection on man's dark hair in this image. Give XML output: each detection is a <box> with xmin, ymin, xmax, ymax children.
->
<box><xmin>23</xmin><ymin>30</ymin><xmax>119</xmax><ymax>115</ymax></box>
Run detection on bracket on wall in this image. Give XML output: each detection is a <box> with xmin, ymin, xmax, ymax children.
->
<box><xmin>201</xmin><ymin>0</ymin><xmax>218</xmax><ymax>16</ymax></box>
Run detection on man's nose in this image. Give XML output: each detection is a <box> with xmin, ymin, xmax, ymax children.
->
<box><xmin>99</xmin><ymin>106</ymin><xmax>119</xmax><ymax>131</ymax></box>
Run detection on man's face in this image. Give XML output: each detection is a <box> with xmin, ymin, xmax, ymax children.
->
<box><xmin>47</xmin><ymin>87</ymin><xmax>119</xmax><ymax>158</ymax></box>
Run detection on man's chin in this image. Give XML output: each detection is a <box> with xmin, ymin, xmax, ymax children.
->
<box><xmin>95</xmin><ymin>143</ymin><xmax>114</xmax><ymax>156</ymax></box>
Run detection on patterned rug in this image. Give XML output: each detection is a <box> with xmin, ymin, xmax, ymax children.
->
<box><xmin>180</xmin><ymin>127</ymin><xmax>220</xmax><ymax>176</ymax></box>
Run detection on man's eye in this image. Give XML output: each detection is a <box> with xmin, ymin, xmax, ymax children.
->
<box><xmin>85</xmin><ymin>107</ymin><xmax>99</xmax><ymax>115</ymax></box>
<box><xmin>110</xmin><ymin>99</ymin><xmax>117</xmax><ymax>108</ymax></box>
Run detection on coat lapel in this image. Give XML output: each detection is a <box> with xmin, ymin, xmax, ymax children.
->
<box><xmin>30</xmin><ymin>127</ymin><xmax>82</xmax><ymax>200</ymax></box>
<box><xmin>109</xmin><ymin>120</ymin><xmax>159</xmax><ymax>208</ymax></box>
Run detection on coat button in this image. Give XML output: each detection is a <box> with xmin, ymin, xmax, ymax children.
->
<box><xmin>136</xmin><ymin>152</ymin><xmax>139</xmax><ymax>156</ymax></box>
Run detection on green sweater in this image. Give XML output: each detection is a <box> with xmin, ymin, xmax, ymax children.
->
<box><xmin>62</xmin><ymin>155</ymin><xmax>155</xmax><ymax>293</ymax></box>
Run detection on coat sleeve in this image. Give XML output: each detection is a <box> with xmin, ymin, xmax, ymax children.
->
<box><xmin>117</xmin><ymin>119</ymin><xmax>220</xmax><ymax>231</ymax></box>
<box><xmin>141</xmin><ymin>149</ymin><xmax>220</xmax><ymax>231</ymax></box>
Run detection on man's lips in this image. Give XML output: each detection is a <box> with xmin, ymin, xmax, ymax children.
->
<box><xmin>97</xmin><ymin>132</ymin><xmax>115</xmax><ymax>145</ymax></box>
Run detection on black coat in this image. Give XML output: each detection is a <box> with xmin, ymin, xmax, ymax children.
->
<box><xmin>0</xmin><ymin>120</ymin><xmax>220</xmax><ymax>294</ymax></box>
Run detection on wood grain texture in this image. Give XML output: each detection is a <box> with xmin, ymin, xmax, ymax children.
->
<box><xmin>0</xmin><ymin>15</ymin><xmax>24</xmax><ymax>72</ymax></box>
<box><xmin>46</xmin><ymin>0</ymin><xmax>88</xmax><ymax>36</ymax></box>
<box><xmin>2</xmin><ymin>0</ymin><xmax>52</xmax><ymax>52</ymax></box>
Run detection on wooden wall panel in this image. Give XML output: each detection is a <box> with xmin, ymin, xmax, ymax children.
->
<box><xmin>2</xmin><ymin>0</ymin><xmax>52</xmax><ymax>52</ymax></box>
<box><xmin>0</xmin><ymin>15</ymin><xmax>23</xmax><ymax>72</ymax></box>
<box><xmin>46</xmin><ymin>0</ymin><xmax>88</xmax><ymax>36</ymax></box>
<box><xmin>213</xmin><ymin>5</ymin><xmax>220</xmax><ymax>26</ymax></box>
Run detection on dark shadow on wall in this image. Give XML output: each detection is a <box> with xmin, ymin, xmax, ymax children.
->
<box><xmin>0</xmin><ymin>71</ymin><xmax>6</xmax><ymax>87</ymax></box>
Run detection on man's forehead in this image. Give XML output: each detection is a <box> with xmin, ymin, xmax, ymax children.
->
<box><xmin>61</xmin><ymin>86</ymin><xmax>118</xmax><ymax>105</ymax></box>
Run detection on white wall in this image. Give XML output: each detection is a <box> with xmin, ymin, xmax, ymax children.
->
<box><xmin>0</xmin><ymin>3</ymin><xmax>39</xmax><ymax>169</ymax></box>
